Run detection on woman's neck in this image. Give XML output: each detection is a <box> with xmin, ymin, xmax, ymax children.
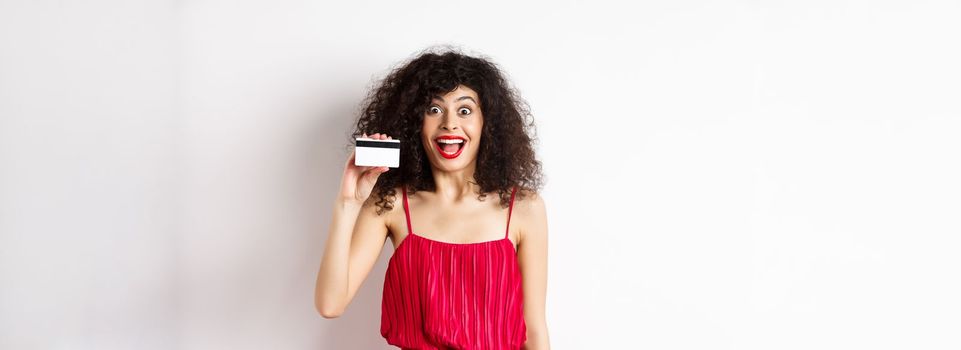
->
<box><xmin>430</xmin><ymin>165</ymin><xmax>478</xmax><ymax>202</ymax></box>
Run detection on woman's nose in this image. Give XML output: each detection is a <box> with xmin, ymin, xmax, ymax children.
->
<box><xmin>441</xmin><ymin>114</ymin><xmax>459</xmax><ymax>130</ymax></box>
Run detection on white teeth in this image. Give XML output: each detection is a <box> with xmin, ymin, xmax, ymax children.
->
<box><xmin>437</xmin><ymin>139</ymin><xmax>464</xmax><ymax>144</ymax></box>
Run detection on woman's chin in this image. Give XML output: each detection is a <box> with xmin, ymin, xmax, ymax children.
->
<box><xmin>430</xmin><ymin>154</ymin><xmax>475</xmax><ymax>172</ymax></box>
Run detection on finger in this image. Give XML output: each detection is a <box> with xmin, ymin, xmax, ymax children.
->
<box><xmin>364</xmin><ymin>168</ymin><xmax>384</xmax><ymax>180</ymax></box>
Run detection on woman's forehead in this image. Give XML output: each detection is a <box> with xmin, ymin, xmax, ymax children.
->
<box><xmin>432</xmin><ymin>85</ymin><xmax>479</xmax><ymax>102</ymax></box>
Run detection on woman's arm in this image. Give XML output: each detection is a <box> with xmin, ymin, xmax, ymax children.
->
<box><xmin>517</xmin><ymin>191</ymin><xmax>551</xmax><ymax>350</ymax></box>
<box><xmin>313</xmin><ymin>195</ymin><xmax>390</xmax><ymax>318</ymax></box>
<box><xmin>314</xmin><ymin>133</ymin><xmax>393</xmax><ymax>318</ymax></box>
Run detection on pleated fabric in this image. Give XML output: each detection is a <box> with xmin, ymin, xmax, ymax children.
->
<box><xmin>381</xmin><ymin>186</ymin><xmax>526</xmax><ymax>350</ymax></box>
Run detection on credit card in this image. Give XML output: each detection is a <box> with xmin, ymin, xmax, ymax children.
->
<box><xmin>355</xmin><ymin>138</ymin><xmax>400</xmax><ymax>168</ymax></box>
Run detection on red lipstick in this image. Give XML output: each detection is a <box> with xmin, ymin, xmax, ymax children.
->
<box><xmin>434</xmin><ymin>135</ymin><xmax>466</xmax><ymax>159</ymax></box>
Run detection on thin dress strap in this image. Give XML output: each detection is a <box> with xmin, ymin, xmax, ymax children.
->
<box><xmin>505</xmin><ymin>186</ymin><xmax>517</xmax><ymax>239</ymax></box>
<box><xmin>401</xmin><ymin>187</ymin><xmax>413</xmax><ymax>235</ymax></box>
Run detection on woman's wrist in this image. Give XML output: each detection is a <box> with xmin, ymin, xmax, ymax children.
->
<box><xmin>334</xmin><ymin>197</ymin><xmax>364</xmax><ymax>212</ymax></box>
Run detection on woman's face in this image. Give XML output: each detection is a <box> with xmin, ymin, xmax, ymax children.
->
<box><xmin>421</xmin><ymin>85</ymin><xmax>484</xmax><ymax>172</ymax></box>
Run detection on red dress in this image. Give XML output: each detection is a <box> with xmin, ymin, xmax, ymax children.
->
<box><xmin>381</xmin><ymin>186</ymin><xmax>527</xmax><ymax>349</ymax></box>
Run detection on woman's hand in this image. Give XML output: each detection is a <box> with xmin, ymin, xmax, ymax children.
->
<box><xmin>338</xmin><ymin>132</ymin><xmax>392</xmax><ymax>205</ymax></box>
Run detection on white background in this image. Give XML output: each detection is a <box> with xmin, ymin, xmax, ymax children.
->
<box><xmin>2</xmin><ymin>1</ymin><xmax>960</xmax><ymax>349</ymax></box>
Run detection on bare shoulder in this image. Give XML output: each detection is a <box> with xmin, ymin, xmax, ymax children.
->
<box><xmin>359</xmin><ymin>186</ymin><xmax>404</xmax><ymax>221</ymax></box>
<box><xmin>359</xmin><ymin>186</ymin><xmax>407</xmax><ymax>236</ymax></box>
<box><xmin>511</xmin><ymin>188</ymin><xmax>548</xmax><ymax>241</ymax></box>
<box><xmin>513</xmin><ymin>188</ymin><xmax>546</xmax><ymax>211</ymax></box>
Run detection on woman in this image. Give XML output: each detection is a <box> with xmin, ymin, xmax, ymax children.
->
<box><xmin>314</xmin><ymin>47</ymin><xmax>550</xmax><ymax>350</ymax></box>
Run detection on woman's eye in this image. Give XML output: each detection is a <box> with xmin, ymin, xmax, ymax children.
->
<box><xmin>458</xmin><ymin>107</ymin><xmax>471</xmax><ymax>115</ymax></box>
<box><xmin>428</xmin><ymin>106</ymin><xmax>441</xmax><ymax>114</ymax></box>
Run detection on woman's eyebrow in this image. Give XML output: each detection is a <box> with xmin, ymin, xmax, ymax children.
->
<box><xmin>432</xmin><ymin>95</ymin><xmax>477</xmax><ymax>104</ymax></box>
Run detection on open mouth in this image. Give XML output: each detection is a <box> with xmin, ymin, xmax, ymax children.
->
<box><xmin>434</xmin><ymin>136</ymin><xmax>466</xmax><ymax>159</ymax></box>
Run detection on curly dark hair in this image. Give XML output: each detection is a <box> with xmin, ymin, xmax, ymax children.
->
<box><xmin>351</xmin><ymin>46</ymin><xmax>544</xmax><ymax>215</ymax></box>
